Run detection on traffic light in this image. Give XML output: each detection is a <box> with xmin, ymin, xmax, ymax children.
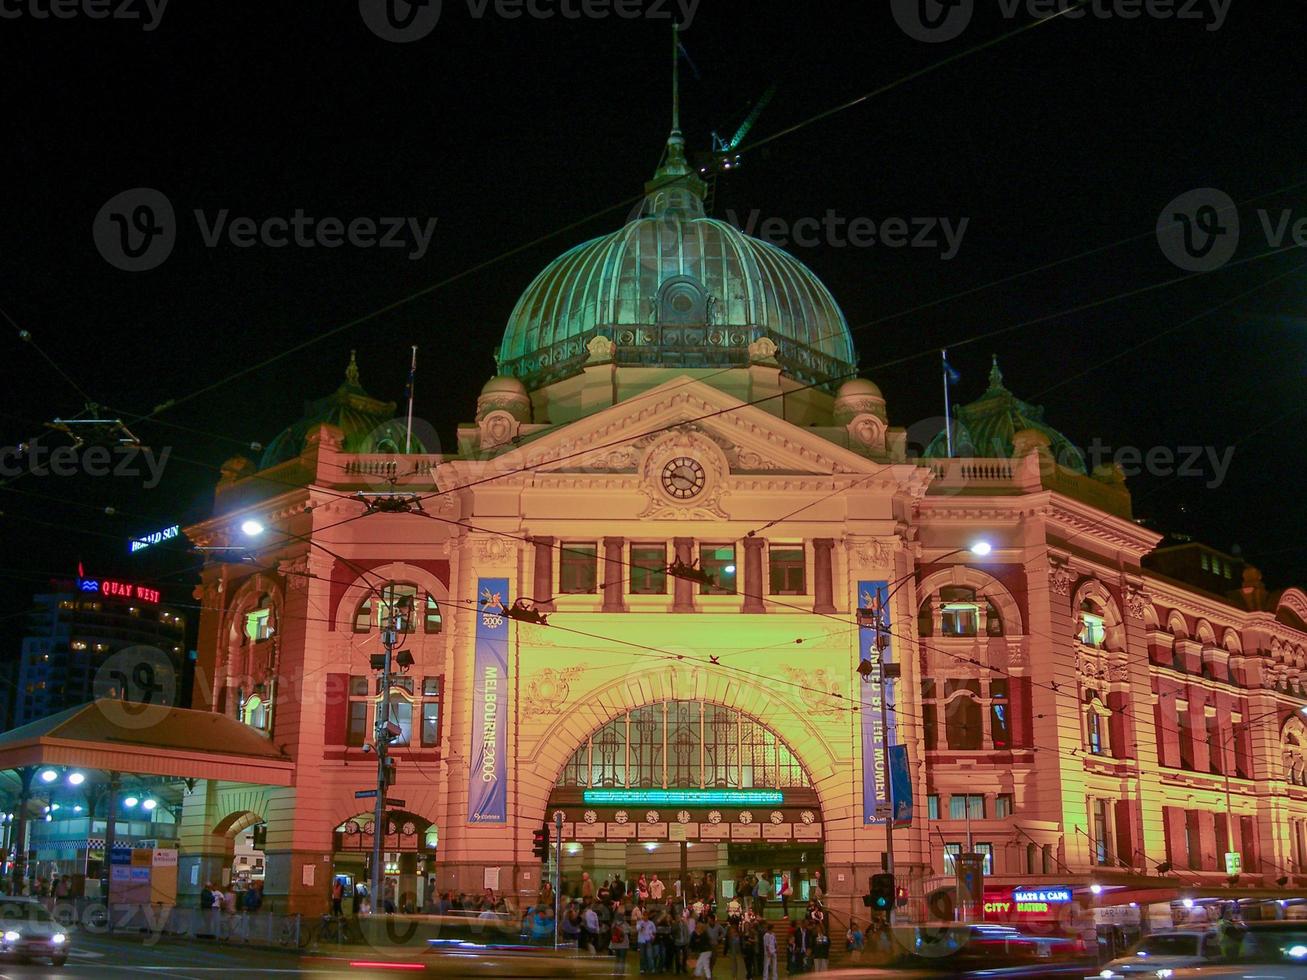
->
<box><xmin>532</xmin><ymin>825</ymin><xmax>550</xmax><ymax>862</ymax></box>
<box><xmin>869</xmin><ymin>873</ymin><xmax>895</xmax><ymax>912</ymax></box>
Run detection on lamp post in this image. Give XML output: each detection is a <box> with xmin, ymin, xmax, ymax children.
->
<box><xmin>858</xmin><ymin>538</ymin><xmax>992</xmax><ymax>924</ymax></box>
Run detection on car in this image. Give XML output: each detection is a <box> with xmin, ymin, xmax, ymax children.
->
<box><xmin>1094</xmin><ymin>929</ymin><xmax>1221</xmax><ymax>978</ymax></box>
<box><xmin>1158</xmin><ymin>920</ymin><xmax>1307</xmax><ymax>978</ymax></box>
<box><xmin>0</xmin><ymin>897</ymin><xmax>72</xmax><ymax>967</ymax></box>
<box><xmin>823</xmin><ymin>922</ymin><xmax>1095</xmax><ymax>977</ymax></box>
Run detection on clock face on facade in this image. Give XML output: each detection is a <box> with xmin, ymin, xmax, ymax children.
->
<box><xmin>661</xmin><ymin>456</ymin><xmax>706</xmax><ymax>499</ymax></box>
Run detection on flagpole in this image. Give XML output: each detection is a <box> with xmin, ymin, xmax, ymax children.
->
<box><xmin>405</xmin><ymin>346</ymin><xmax>417</xmax><ymax>454</ymax></box>
<box><xmin>946</xmin><ymin>352</ymin><xmax>956</xmax><ymax>459</ymax></box>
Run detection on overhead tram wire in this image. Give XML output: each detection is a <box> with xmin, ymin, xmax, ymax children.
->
<box><xmin>92</xmin><ymin>8</ymin><xmax>1088</xmax><ymax>443</ymax></box>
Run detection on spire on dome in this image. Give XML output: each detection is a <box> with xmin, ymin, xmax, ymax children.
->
<box><xmin>642</xmin><ymin>22</ymin><xmax>706</xmax><ymax>217</ymax></box>
<box><xmin>988</xmin><ymin>354</ymin><xmax>1005</xmax><ymax>391</ymax></box>
<box><xmin>344</xmin><ymin>349</ymin><xmax>361</xmax><ymax>388</ymax></box>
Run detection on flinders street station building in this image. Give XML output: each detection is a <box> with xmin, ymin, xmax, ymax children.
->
<box><xmin>13</xmin><ymin>122</ymin><xmax>1305</xmax><ymax>931</ymax></box>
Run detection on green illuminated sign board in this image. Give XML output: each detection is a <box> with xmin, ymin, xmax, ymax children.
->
<box><xmin>581</xmin><ymin>789</ymin><xmax>784</xmax><ymax>806</ymax></box>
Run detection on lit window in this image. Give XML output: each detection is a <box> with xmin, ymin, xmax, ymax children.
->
<box><xmin>996</xmin><ymin>794</ymin><xmax>1014</xmax><ymax>818</ymax></box>
<box><xmin>244</xmin><ymin>607</ymin><xmax>273</xmax><ymax>642</ymax></box>
<box><xmin>421</xmin><ymin>677</ymin><xmax>442</xmax><ymax>747</ymax></box>
<box><xmin>927</xmin><ymin>795</ymin><xmax>940</xmax><ymax>820</ymax></box>
<box><xmin>1078</xmin><ymin>600</ymin><xmax>1106</xmax><ymax>647</ymax></box>
<box><xmin>70</xmin><ymin>640</ymin><xmax>87</xmax><ymax>651</ymax></box>
<box><xmin>699</xmin><ymin>544</ymin><xmax>737</xmax><ymax>595</ymax></box>
<box><xmin>943</xmin><ymin>843</ymin><xmax>962</xmax><ymax>873</ymax></box>
<box><xmin>975</xmin><ymin>843</ymin><xmax>993</xmax><ymax>874</ymax></box>
<box><xmin>1201</xmin><ymin>553</ymin><xmax>1210</xmax><ymax>571</ymax></box>
<box><xmin>354</xmin><ymin>584</ymin><xmax>419</xmax><ymax>633</ymax></box>
<box><xmin>939</xmin><ymin>587</ymin><xmax>979</xmax><ymax>637</ymax></box>
<box><xmin>768</xmin><ymin>547</ymin><xmax>806</xmax><ymax>595</ymax></box>
<box><xmin>424</xmin><ymin>594</ymin><xmax>442</xmax><ymax>633</ymax></box>
<box><xmin>630</xmin><ymin>544</ymin><xmax>668</xmax><ymax>595</ymax></box>
<box><xmin>241</xmin><ymin>694</ymin><xmax>268</xmax><ymax>730</ymax></box>
<box><xmin>559</xmin><ymin>543</ymin><xmax>598</xmax><ymax>595</ymax></box>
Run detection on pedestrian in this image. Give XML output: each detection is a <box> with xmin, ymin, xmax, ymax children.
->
<box><xmin>649</xmin><ymin>873</ymin><xmax>665</xmax><ymax>902</ymax></box>
<box><xmin>846</xmin><ymin>920</ymin><xmax>864</xmax><ymax>962</ymax></box>
<box><xmin>673</xmin><ymin>911</ymin><xmax>692</xmax><ymax>974</ymax></box>
<box><xmin>690</xmin><ymin>919</ymin><xmax>714</xmax><ymax>978</ymax></box>
<box><xmin>637</xmin><ymin>910</ymin><xmax>657</xmax><ymax>973</ymax></box>
<box><xmin>726</xmin><ymin>921</ymin><xmax>746</xmax><ymax>979</ymax></box>
<box><xmin>813</xmin><ymin>926</ymin><xmax>830</xmax><ymax>972</ymax></box>
<box><xmin>582</xmin><ymin>901</ymin><xmax>601</xmax><ymax>953</ymax></box>
<box><xmin>383</xmin><ymin>877</ymin><xmax>397</xmax><ymax>914</ymax></box>
<box><xmin>761</xmin><ymin>923</ymin><xmax>778</xmax><ymax>980</ymax></box>
<box><xmin>582</xmin><ymin>871</ymin><xmax>595</xmax><ymax>902</ymax></box>
<box><xmin>331</xmin><ymin>877</ymin><xmax>345</xmax><ymax>916</ymax></box>
<box><xmin>778</xmin><ymin>873</ymin><xmax>791</xmax><ymax>919</ymax></box>
<box><xmin>610</xmin><ymin>912</ymin><xmax>631</xmax><ymax>975</ymax></box>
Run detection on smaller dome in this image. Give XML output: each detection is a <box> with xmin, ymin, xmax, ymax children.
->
<box><xmin>477</xmin><ymin>374</ymin><xmax>531</xmax><ymax>423</ymax></box>
<box><xmin>481</xmin><ymin>375</ymin><xmax>527</xmax><ymax>397</ymax></box>
<box><xmin>837</xmin><ymin>378</ymin><xmax>883</xmax><ymax>399</ymax></box>
<box><xmin>834</xmin><ymin>377</ymin><xmax>887</xmax><ymax>424</ymax></box>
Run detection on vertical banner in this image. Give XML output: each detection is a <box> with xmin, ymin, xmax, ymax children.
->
<box><xmin>888</xmin><ymin>743</ymin><xmax>913</xmax><ymax>827</ymax></box>
<box><xmin>469</xmin><ymin>577</ymin><xmax>509</xmax><ymax>823</ymax></box>
<box><xmin>859</xmin><ymin>580</ymin><xmax>898</xmax><ymax>825</ymax></box>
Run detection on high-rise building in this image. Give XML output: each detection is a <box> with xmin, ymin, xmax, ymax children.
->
<box><xmin>12</xmin><ymin>576</ymin><xmax>187</xmax><ymax>726</ymax></box>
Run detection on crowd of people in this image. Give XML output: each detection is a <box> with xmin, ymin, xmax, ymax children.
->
<box><xmin>511</xmin><ymin>869</ymin><xmax>862</xmax><ymax>976</ymax></box>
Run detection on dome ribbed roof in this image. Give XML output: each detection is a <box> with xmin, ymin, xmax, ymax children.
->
<box><xmin>497</xmin><ymin>133</ymin><xmax>857</xmax><ymax>392</ymax></box>
<box><xmin>924</xmin><ymin>357</ymin><xmax>1086</xmax><ymax>472</ymax></box>
<box><xmin>260</xmin><ymin>352</ymin><xmax>430</xmax><ymax>470</ymax></box>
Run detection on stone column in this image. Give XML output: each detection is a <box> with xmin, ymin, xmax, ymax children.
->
<box><xmin>672</xmin><ymin>538</ymin><xmax>694</xmax><ymax>613</ymax></box>
<box><xmin>533</xmin><ymin>536</ymin><xmax>555</xmax><ymax>611</ymax></box>
<box><xmin>812</xmin><ymin>539</ymin><xmax>836</xmax><ymax>614</ymax></box>
<box><xmin>742</xmin><ymin>537</ymin><xmax>765</xmax><ymax>613</ymax></box>
<box><xmin>602</xmin><ymin>537</ymin><xmax>625</xmax><ymax>613</ymax></box>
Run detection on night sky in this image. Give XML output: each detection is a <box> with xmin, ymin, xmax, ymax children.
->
<box><xmin>1</xmin><ymin>1</ymin><xmax>1304</xmax><ymax>652</ymax></box>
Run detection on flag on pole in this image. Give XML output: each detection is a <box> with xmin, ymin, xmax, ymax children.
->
<box><xmin>942</xmin><ymin>353</ymin><xmax>960</xmax><ymax>385</ymax></box>
<box><xmin>404</xmin><ymin>346</ymin><xmax>417</xmax><ymax>455</ymax></box>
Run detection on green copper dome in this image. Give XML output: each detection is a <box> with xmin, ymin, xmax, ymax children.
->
<box><xmin>497</xmin><ymin>132</ymin><xmax>857</xmax><ymax>392</ymax></box>
<box><xmin>924</xmin><ymin>357</ymin><xmax>1087</xmax><ymax>472</ymax></box>
<box><xmin>260</xmin><ymin>352</ymin><xmax>429</xmax><ymax>469</ymax></box>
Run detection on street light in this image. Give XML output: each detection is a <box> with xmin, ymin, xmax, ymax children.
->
<box><xmin>142</xmin><ymin>799</ymin><xmax>158</xmax><ymax>811</ymax></box>
<box><xmin>66</xmin><ymin>772</ymin><xmax>85</xmax><ymax>786</ymax></box>
<box><xmin>123</xmin><ymin>796</ymin><xmax>139</xmax><ymax>808</ymax></box>
<box><xmin>38</xmin><ymin>770</ymin><xmax>57</xmax><ymax>784</ymax></box>
<box><xmin>240</xmin><ymin>519</ymin><xmax>265</xmax><ymax>537</ymax></box>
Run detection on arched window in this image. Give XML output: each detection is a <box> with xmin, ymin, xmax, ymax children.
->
<box><xmin>557</xmin><ymin>700</ymin><xmax>809</xmax><ymax>790</ymax></box>
<box><xmin>919</xmin><ymin>588</ymin><xmax>1004</xmax><ymax>638</ymax></box>
<box><xmin>1077</xmin><ymin>598</ymin><xmax>1107</xmax><ymax>648</ymax></box>
<box><xmin>241</xmin><ymin>693</ymin><xmax>268</xmax><ymax>731</ymax></box>
<box><xmin>244</xmin><ymin>594</ymin><xmax>275</xmax><ymax>642</ymax></box>
<box><xmin>353</xmin><ymin>584</ymin><xmax>442</xmax><ymax>634</ymax></box>
<box><xmin>1083</xmin><ymin>689</ymin><xmax>1111</xmax><ymax>756</ymax></box>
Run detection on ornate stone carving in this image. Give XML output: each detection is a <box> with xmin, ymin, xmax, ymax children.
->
<box><xmin>475</xmin><ymin>537</ymin><xmax>514</xmax><ymax>563</ymax></box>
<box><xmin>1049</xmin><ymin>563</ymin><xmax>1075</xmax><ymax>596</ymax></box>
<box><xmin>637</xmin><ymin>427</ymin><xmax>730</xmax><ymax>520</ymax></box>
<box><xmin>781</xmin><ymin>667</ymin><xmax>842</xmax><ymax>717</ymax></box>
<box><xmin>852</xmin><ymin>536</ymin><xmax>900</xmax><ymax>569</ymax></box>
<box><xmin>479</xmin><ymin>410</ymin><xmax>521</xmax><ymax>451</ymax></box>
<box><xmin>586</xmin><ymin>334</ymin><xmax>616</xmax><ymax>363</ymax></box>
<box><xmin>847</xmin><ymin>413</ymin><xmax>887</xmax><ymax>452</ymax></box>
<box><xmin>734</xmin><ymin>449</ymin><xmax>777</xmax><ymax>471</ymax></box>
<box><xmin>1124</xmin><ymin>587</ymin><xmax>1149</xmax><ymax>620</ymax></box>
<box><xmin>747</xmin><ymin>336</ymin><xmax>779</xmax><ymax>363</ymax></box>
<box><xmin>522</xmin><ymin>666</ymin><xmax>584</xmax><ymax>716</ymax></box>
<box><xmin>278</xmin><ymin>555</ymin><xmax>310</xmax><ymax>593</ymax></box>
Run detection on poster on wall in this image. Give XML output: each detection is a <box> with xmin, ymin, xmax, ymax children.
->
<box><xmin>469</xmin><ymin>577</ymin><xmax>510</xmax><ymax>823</ymax></box>
<box><xmin>859</xmin><ymin>580</ymin><xmax>901</xmax><ymax>825</ymax></box>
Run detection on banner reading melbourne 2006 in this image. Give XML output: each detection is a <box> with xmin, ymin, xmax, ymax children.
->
<box><xmin>859</xmin><ymin>580</ymin><xmax>911</xmax><ymax>827</ymax></box>
<box><xmin>468</xmin><ymin>577</ymin><xmax>509</xmax><ymax>824</ymax></box>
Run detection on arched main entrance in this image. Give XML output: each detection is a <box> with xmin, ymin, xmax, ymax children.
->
<box><xmin>548</xmin><ymin>699</ymin><xmax>825</xmax><ymax>911</ymax></box>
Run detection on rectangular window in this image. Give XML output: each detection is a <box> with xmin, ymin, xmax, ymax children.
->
<box><xmin>1092</xmin><ymin>798</ymin><xmax>1113</xmax><ymax>866</ymax></box>
<box><xmin>967</xmin><ymin>795</ymin><xmax>984</xmax><ymax>819</ymax></box>
<box><xmin>996</xmin><ymin>794</ymin><xmax>1013</xmax><ymax>819</ymax></box>
<box><xmin>768</xmin><ymin>547</ymin><xmax>806</xmax><ymax>595</ymax></box>
<box><xmin>950</xmin><ymin>795</ymin><xmax>966</xmax><ymax>821</ymax></box>
<box><xmin>975</xmin><ymin>843</ymin><xmax>993</xmax><ymax>875</ymax></box>
<box><xmin>927</xmin><ymin>795</ymin><xmax>940</xmax><ymax>820</ymax></box>
<box><xmin>699</xmin><ymin>544</ymin><xmax>738</xmax><ymax>595</ymax></box>
<box><xmin>1087</xmin><ymin>709</ymin><xmax>1104</xmax><ymax>755</ymax></box>
<box><xmin>421</xmin><ymin>699</ymin><xmax>441</xmax><ymax>747</ymax></box>
<box><xmin>943</xmin><ymin>843</ymin><xmax>962</xmax><ymax>874</ymax></box>
<box><xmin>346</xmin><ymin>702</ymin><xmax>368</xmax><ymax>747</ymax></box>
<box><xmin>387</xmin><ymin>698</ymin><xmax>412</xmax><ymax>747</ymax></box>
<box><xmin>1177</xmin><ymin>705</ymin><xmax>1194</xmax><ymax>770</ymax></box>
<box><xmin>923</xmin><ymin>703</ymin><xmax>938</xmax><ymax>751</ymax></box>
<box><xmin>559</xmin><ymin>542</ymin><xmax>599</xmax><ymax>594</ymax></box>
<box><xmin>629</xmin><ymin>544</ymin><xmax>668</xmax><ymax>595</ymax></box>
<box><xmin>990</xmin><ymin>678</ymin><xmax>1010</xmax><ymax>749</ymax></box>
<box><xmin>1208</xmin><ymin>717</ymin><xmax>1223</xmax><ymax>774</ymax></box>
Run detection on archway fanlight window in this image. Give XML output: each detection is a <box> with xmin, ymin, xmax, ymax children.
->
<box><xmin>244</xmin><ymin>594</ymin><xmax>275</xmax><ymax>642</ymax></box>
<box><xmin>353</xmin><ymin>583</ymin><xmax>442</xmax><ymax>634</ymax></box>
<box><xmin>557</xmin><ymin>700</ymin><xmax>809</xmax><ymax>791</ymax></box>
<box><xmin>242</xmin><ymin>693</ymin><xmax>268</xmax><ymax>731</ymax></box>
<box><xmin>918</xmin><ymin>587</ymin><xmax>1004</xmax><ymax>638</ymax></box>
<box><xmin>1077</xmin><ymin>598</ymin><xmax>1107</xmax><ymax>648</ymax></box>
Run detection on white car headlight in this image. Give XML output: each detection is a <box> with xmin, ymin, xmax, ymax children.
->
<box><xmin>2</xmin><ymin>930</ymin><xmax>19</xmax><ymax>942</ymax></box>
<box><xmin>1156</xmin><ymin>971</ymin><xmax>1174</xmax><ymax>979</ymax></box>
<box><xmin>52</xmin><ymin>933</ymin><xmax>67</xmax><ymax>944</ymax></box>
<box><xmin>1100</xmin><ymin>972</ymin><xmax>1117</xmax><ymax>979</ymax></box>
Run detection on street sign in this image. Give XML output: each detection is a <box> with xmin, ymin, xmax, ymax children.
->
<box><xmin>355</xmin><ymin>789</ymin><xmax>378</xmax><ymax>799</ymax></box>
<box><xmin>1225</xmin><ymin>851</ymin><xmax>1242</xmax><ymax>875</ymax></box>
<box><xmin>385</xmin><ymin>798</ymin><xmax>406</xmax><ymax>807</ymax></box>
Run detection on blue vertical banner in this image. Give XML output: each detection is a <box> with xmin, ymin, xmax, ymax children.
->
<box><xmin>859</xmin><ymin>580</ymin><xmax>899</xmax><ymax>825</ymax></box>
<box><xmin>888</xmin><ymin>743</ymin><xmax>913</xmax><ymax>827</ymax></box>
<box><xmin>469</xmin><ymin>577</ymin><xmax>509</xmax><ymax>824</ymax></box>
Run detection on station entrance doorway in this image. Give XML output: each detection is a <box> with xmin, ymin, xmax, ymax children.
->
<box><xmin>547</xmin><ymin>699</ymin><xmax>825</xmax><ymax>913</ymax></box>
